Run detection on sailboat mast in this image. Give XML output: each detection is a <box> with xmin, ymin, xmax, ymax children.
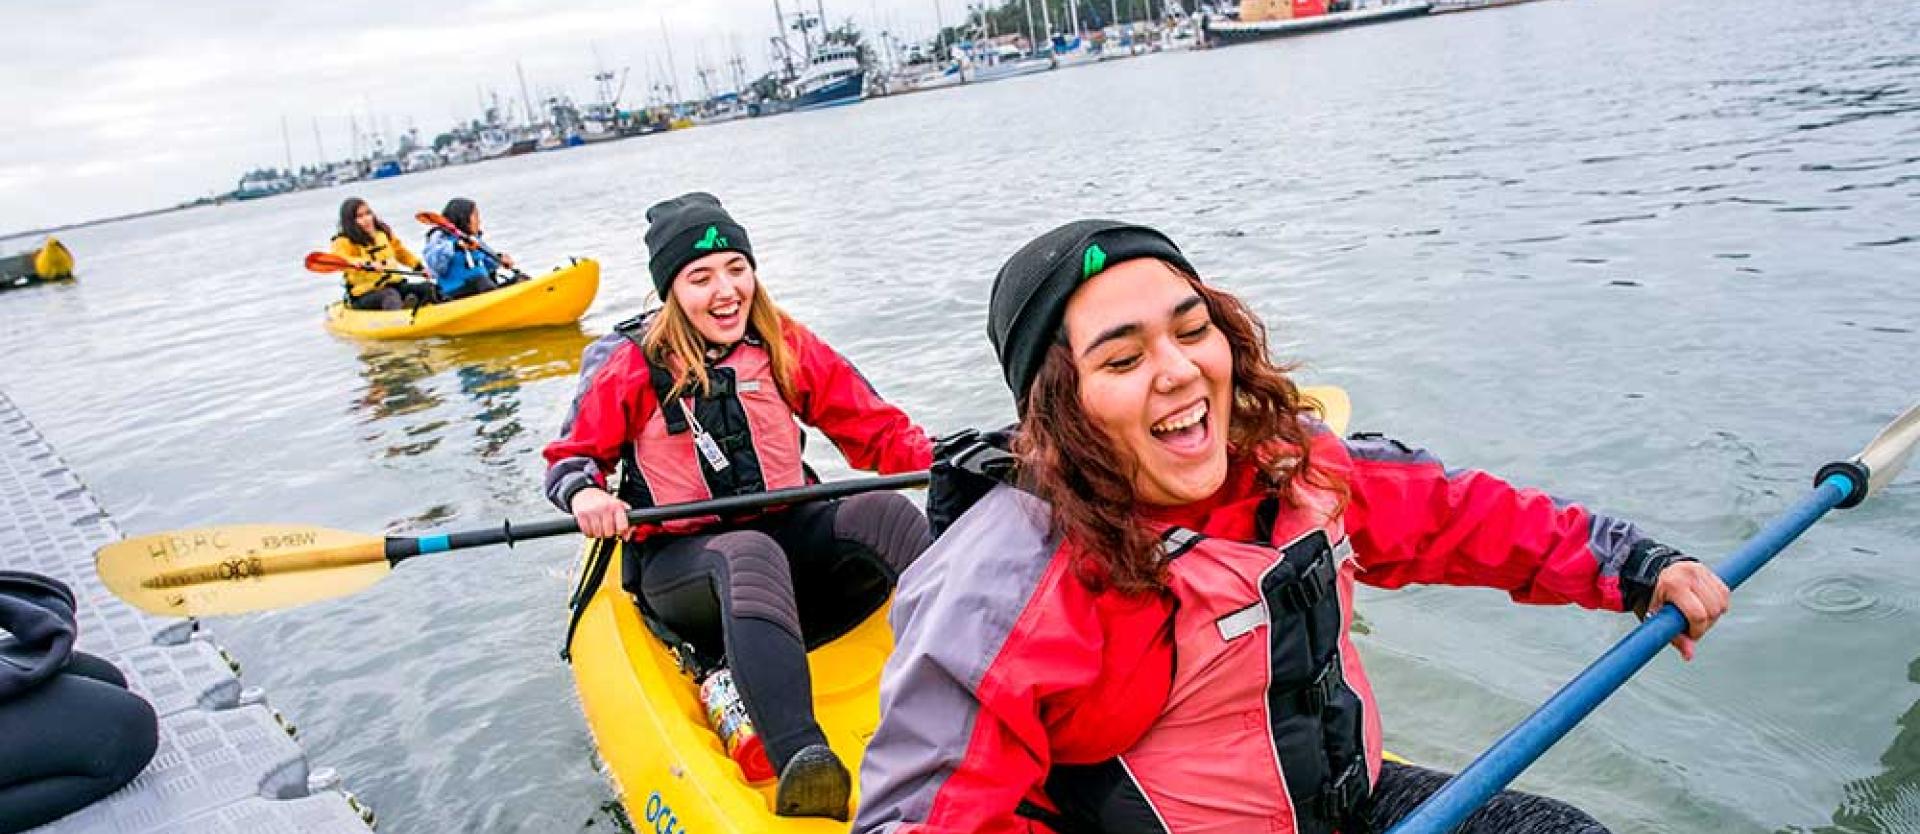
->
<box><xmin>660</xmin><ymin>15</ymin><xmax>681</xmax><ymax>103</ymax></box>
<box><xmin>773</xmin><ymin>0</ymin><xmax>797</xmax><ymax>79</ymax></box>
<box><xmin>933</xmin><ymin>0</ymin><xmax>947</xmax><ymax>58</ymax></box>
<box><xmin>280</xmin><ymin>115</ymin><xmax>293</xmax><ymax>172</ymax></box>
<box><xmin>516</xmin><ymin>61</ymin><xmax>536</xmax><ymax>129</ymax></box>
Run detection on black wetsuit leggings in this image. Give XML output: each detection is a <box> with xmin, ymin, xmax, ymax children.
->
<box><xmin>631</xmin><ymin>492</ymin><xmax>931</xmax><ymax>773</ymax></box>
<box><xmin>1369</xmin><ymin>760</ymin><xmax>1609</xmax><ymax>833</ymax></box>
<box><xmin>0</xmin><ymin>652</ymin><xmax>158</xmax><ymax>834</ymax></box>
<box><xmin>349</xmin><ymin>282</ymin><xmax>438</xmax><ymax>310</ymax></box>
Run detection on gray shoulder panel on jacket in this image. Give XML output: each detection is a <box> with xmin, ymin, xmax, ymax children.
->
<box><xmin>855</xmin><ymin>485</ymin><xmax>1058</xmax><ymax>832</ymax></box>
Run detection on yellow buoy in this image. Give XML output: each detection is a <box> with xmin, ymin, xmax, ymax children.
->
<box><xmin>32</xmin><ymin>237</ymin><xmax>74</xmax><ymax>279</ymax></box>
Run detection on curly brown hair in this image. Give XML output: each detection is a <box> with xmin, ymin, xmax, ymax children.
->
<box><xmin>1013</xmin><ymin>271</ymin><xmax>1342</xmax><ymax>595</ymax></box>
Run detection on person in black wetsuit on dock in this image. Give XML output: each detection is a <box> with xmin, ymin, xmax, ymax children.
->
<box><xmin>0</xmin><ymin>571</ymin><xmax>157</xmax><ymax>834</ymax></box>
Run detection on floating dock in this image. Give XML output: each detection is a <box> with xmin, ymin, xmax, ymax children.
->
<box><xmin>2</xmin><ymin>390</ymin><xmax>374</xmax><ymax>834</ymax></box>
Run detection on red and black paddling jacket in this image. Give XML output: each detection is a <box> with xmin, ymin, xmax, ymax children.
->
<box><xmin>854</xmin><ymin>420</ymin><xmax>1675</xmax><ymax>834</ymax></box>
<box><xmin>542</xmin><ymin>313</ymin><xmax>933</xmax><ymax>533</ymax></box>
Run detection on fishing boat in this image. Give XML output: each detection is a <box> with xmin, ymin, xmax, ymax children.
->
<box><xmin>582</xmin><ymin>67</ymin><xmax>630</xmax><ymax>142</ymax></box>
<box><xmin>476</xmin><ymin>127</ymin><xmax>515</xmax><ymax>159</ymax></box>
<box><xmin>1050</xmin><ymin>34</ymin><xmax>1102</xmax><ymax>68</ymax></box>
<box><xmin>693</xmin><ymin>93</ymin><xmax>751</xmax><ymax>125</ymax></box>
<box><xmin>791</xmin><ymin>44</ymin><xmax>867</xmax><ymax>110</ymax></box>
<box><xmin>402</xmin><ymin>148</ymin><xmax>443</xmax><ymax>173</ymax></box>
<box><xmin>960</xmin><ymin>42</ymin><xmax>1052</xmax><ymax>84</ymax></box>
<box><xmin>881</xmin><ymin>61</ymin><xmax>964</xmax><ymax>95</ymax></box>
<box><xmin>234</xmin><ymin>169</ymin><xmax>296</xmax><ymax>200</ymax></box>
<box><xmin>1203</xmin><ymin>0</ymin><xmax>1433</xmax><ymax>46</ymax></box>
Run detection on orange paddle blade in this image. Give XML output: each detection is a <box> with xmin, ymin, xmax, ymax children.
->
<box><xmin>416</xmin><ymin>211</ymin><xmax>457</xmax><ymax>232</ymax></box>
<box><xmin>304</xmin><ymin>252</ymin><xmax>358</xmax><ymax>273</ymax></box>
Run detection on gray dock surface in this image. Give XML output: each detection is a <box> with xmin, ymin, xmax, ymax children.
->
<box><xmin>2</xmin><ymin>390</ymin><xmax>375</xmax><ymax>833</ymax></box>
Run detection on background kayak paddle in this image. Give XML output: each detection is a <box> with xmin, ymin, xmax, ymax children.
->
<box><xmin>415</xmin><ymin>211</ymin><xmax>531</xmax><ymax>282</ymax></box>
<box><xmin>303</xmin><ymin>251</ymin><xmax>429</xmax><ymax>279</ymax></box>
<box><xmin>96</xmin><ymin>473</ymin><xmax>930</xmax><ymax>618</ymax></box>
<box><xmin>1387</xmin><ymin>401</ymin><xmax>1920</xmax><ymax>834</ymax></box>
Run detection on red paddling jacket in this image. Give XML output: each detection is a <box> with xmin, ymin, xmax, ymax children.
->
<box><xmin>542</xmin><ymin>313</ymin><xmax>932</xmax><ymax>533</ymax></box>
<box><xmin>855</xmin><ymin>421</ymin><xmax>1671</xmax><ymax>834</ymax></box>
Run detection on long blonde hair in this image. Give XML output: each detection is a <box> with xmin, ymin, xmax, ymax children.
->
<box><xmin>641</xmin><ymin>280</ymin><xmax>800</xmax><ymax>406</ymax></box>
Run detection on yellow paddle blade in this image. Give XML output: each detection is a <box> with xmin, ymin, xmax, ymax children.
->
<box><xmin>1301</xmin><ymin>385</ymin><xmax>1352</xmax><ymax>435</ymax></box>
<box><xmin>95</xmin><ymin>525</ymin><xmax>390</xmax><ymax>617</ymax></box>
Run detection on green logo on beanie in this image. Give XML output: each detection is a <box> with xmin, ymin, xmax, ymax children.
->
<box><xmin>1081</xmin><ymin>243</ymin><xmax>1108</xmax><ymax>279</ymax></box>
<box><xmin>693</xmin><ymin>225</ymin><xmax>728</xmax><ymax>251</ymax></box>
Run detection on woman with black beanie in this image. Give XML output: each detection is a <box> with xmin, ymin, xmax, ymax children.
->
<box><xmin>543</xmin><ymin>192</ymin><xmax>936</xmax><ymax>820</ymax></box>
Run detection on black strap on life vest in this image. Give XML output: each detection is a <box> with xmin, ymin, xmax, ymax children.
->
<box><xmin>622</xmin><ymin>326</ymin><xmax>774</xmax><ymax>502</ymax></box>
<box><xmin>560</xmin><ymin>537</ymin><xmax>615</xmax><ymax>662</ymax></box>
<box><xmin>926</xmin><ymin>427</ymin><xmax>1019</xmax><ymax>538</ymax></box>
<box><xmin>1259</xmin><ymin>512</ymin><xmax>1373</xmax><ymax>834</ymax></box>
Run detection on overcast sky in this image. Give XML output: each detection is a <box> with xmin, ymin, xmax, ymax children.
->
<box><xmin>0</xmin><ymin>0</ymin><xmax>955</xmax><ymax>236</ymax></box>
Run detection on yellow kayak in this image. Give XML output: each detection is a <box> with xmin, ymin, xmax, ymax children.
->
<box><xmin>324</xmin><ymin>259</ymin><xmax>599</xmax><ymax>339</ymax></box>
<box><xmin>569</xmin><ymin>386</ymin><xmax>1354</xmax><ymax>832</ymax></box>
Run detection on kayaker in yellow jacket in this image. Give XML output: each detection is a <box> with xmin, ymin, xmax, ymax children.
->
<box><xmin>331</xmin><ymin>198</ymin><xmax>437</xmax><ymax>310</ymax></box>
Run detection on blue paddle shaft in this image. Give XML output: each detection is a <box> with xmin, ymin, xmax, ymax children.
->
<box><xmin>1385</xmin><ymin>473</ymin><xmax>1855</xmax><ymax>834</ymax></box>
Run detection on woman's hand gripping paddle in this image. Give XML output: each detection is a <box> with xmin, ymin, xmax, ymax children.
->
<box><xmin>96</xmin><ymin>473</ymin><xmax>931</xmax><ymax>618</ymax></box>
<box><xmin>1387</xmin><ymin>401</ymin><xmax>1920</xmax><ymax>834</ymax></box>
<box><xmin>415</xmin><ymin>211</ymin><xmax>531</xmax><ymax>282</ymax></box>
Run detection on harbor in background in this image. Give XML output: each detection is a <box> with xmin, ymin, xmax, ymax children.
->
<box><xmin>193</xmin><ymin>0</ymin><xmax>1507</xmax><ymax>214</ymax></box>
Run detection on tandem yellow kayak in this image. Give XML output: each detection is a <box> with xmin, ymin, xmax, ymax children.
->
<box><xmin>323</xmin><ymin>258</ymin><xmax>599</xmax><ymax>339</ymax></box>
<box><xmin>568</xmin><ymin>386</ymin><xmax>1353</xmax><ymax>832</ymax></box>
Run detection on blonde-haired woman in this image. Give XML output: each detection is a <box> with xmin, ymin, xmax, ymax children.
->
<box><xmin>543</xmin><ymin>193</ymin><xmax>934</xmax><ymax>820</ymax></box>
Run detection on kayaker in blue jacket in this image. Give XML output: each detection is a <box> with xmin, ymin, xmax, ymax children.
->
<box><xmin>423</xmin><ymin>198</ymin><xmax>516</xmax><ymax>300</ymax></box>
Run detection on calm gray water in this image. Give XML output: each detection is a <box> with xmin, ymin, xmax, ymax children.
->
<box><xmin>4</xmin><ymin>0</ymin><xmax>1917</xmax><ymax>830</ymax></box>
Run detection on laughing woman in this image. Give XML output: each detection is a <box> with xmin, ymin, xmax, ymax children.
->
<box><xmin>543</xmin><ymin>193</ymin><xmax>934</xmax><ymax>821</ymax></box>
<box><xmin>853</xmin><ymin>221</ymin><xmax>1730</xmax><ymax>834</ymax></box>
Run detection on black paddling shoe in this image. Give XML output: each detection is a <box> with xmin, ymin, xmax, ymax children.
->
<box><xmin>774</xmin><ymin>743</ymin><xmax>851</xmax><ymax>820</ymax></box>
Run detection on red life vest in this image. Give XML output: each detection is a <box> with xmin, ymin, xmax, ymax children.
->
<box><xmin>1038</xmin><ymin>501</ymin><xmax>1380</xmax><ymax>834</ymax></box>
<box><xmin>935</xmin><ymin>433</ymin><xmax>1381</xmax><ymax>834</ymax></box>
<box><xmin>612</xmin><ymin>319</ymin><xmax>808</xmax><ymax>532</ymax></box>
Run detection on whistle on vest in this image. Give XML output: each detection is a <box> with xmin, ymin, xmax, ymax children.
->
<box><xmin>694</xmin><ymin>430</ymin><xmax>730</xmax><ymax>472</ymax></box>
<box><xmin>681</xmin><ymin>402</ymin><xmax>732</xmax><ymax>473</ymax></box>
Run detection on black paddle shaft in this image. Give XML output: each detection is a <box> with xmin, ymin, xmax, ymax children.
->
<box><xmin>382</xmin><ymin>472</ymin><xmax>931</xmax><ymax>563</ymax></box>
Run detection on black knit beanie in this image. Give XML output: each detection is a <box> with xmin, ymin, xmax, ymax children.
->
<box><xmin>987</xmin><ymin>220</ymin><xmax>1199</xmax><ymax>414</ymax></box>
<box><xmin>644</xmin><ymin>192</ymin><xmax>754</xmax><ymax>297</ymax></box>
